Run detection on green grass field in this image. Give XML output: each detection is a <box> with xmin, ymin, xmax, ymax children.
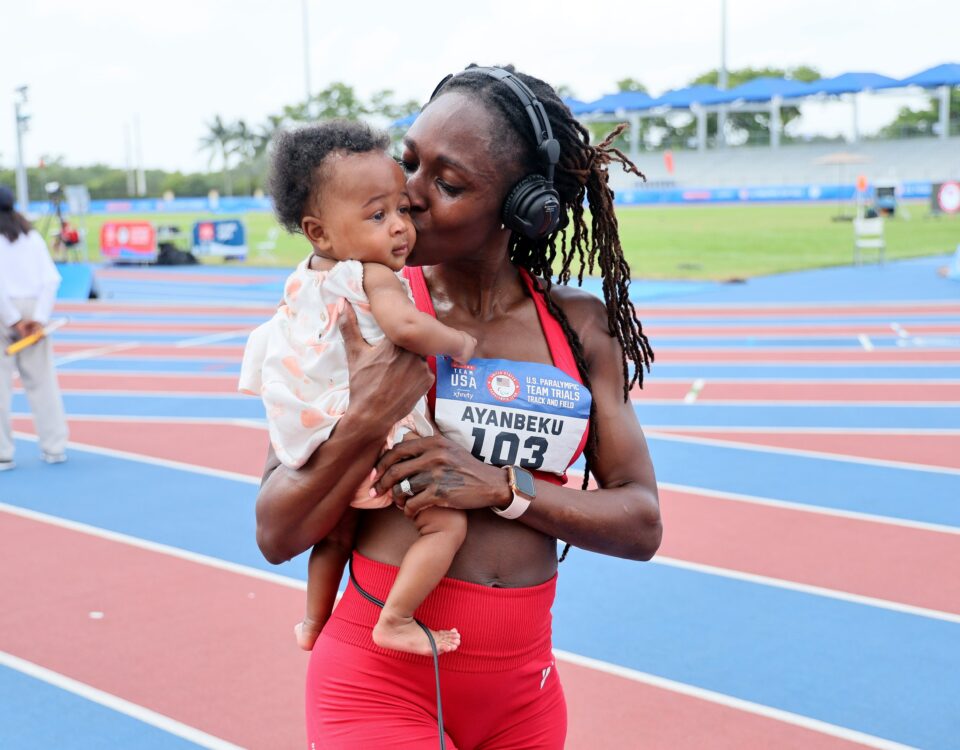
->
<box><xmin>67</xmin><ymin>202</ymin><xmax>959</xmax><ymax>280</ymax></box>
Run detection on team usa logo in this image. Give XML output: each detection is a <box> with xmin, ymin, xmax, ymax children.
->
<box><xmin>487</xmin><ymin>370</ymin><xmax>520</xmax><ymax>402</ymax></box>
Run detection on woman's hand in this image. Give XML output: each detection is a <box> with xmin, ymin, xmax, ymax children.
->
<box><xmin>371</xmin><ymin>433</ymin><xmax>511</xmax><ymax>518</ymax></box>
<box><xmin>339</xmin><ymin>303</ymin><xmax>435</xmax><ymax>431</ymax></box>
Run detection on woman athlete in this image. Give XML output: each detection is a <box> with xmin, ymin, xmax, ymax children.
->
<box><xmin>255</xmin><ymin>64</ymin><xmax>662</xmax><ymax>750</ymax></box>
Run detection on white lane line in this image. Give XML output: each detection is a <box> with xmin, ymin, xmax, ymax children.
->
<box><xmin>858</xmin><ymin>334</ymin><xmax>875</xmax><ymax>351</ymax></box>
<box><xmin>552</xmin><ymin>650</ymin><xmax>919</xmax><ymax>750</ymax></box>
<box><xmin>53</xmin><ymin>343</ymin><xmax>142</xmax><ymax>367</ymax></box>
<box><xmin>644</xmin><ymin>430</ymin><xmax>960</xmax><ymax>476</ymax></box>
<box><xmin>648</xmin><ymin>425</ymin><xmax>960</xmax><ymax>436</ymax></box>
<box><xmin>890</xmin><ymin>322</ymin><xmax>910</xmax><ymax>339</ymax></box>
<box><xmin>683</xmin><ymin>378</ymin><xmax>706</xmax><ymax>404</ymax></box>
<box><xmin>0</xmin><ymin>652</ymin><xmax>247</xmax><ymax>750</ymax></box>
<box><xmin>653</xmin><ymin>481</ymin><xmax>960</xmax><ymax>537</ymax></box>
<box><xmin>652</xmin><ymin>555</ymin><xmax>960</xmax><ymax>625</ymax></box>
<box><xmin>11</xmin><ymin>432</ymin><xmax>259</xmax><ymax>486</ymax></box>
<box><xmin>0</xmin><ymin>503</ymin><xmax>303</xmax><ymax>590</ymax></box>
<box><xmin>11</xmin><ymin>412</ymin><xmax>266</xmax><ymax>428</ymax></box>
<box><xmin>175</xmin><ymin>329</ymin><xmax>254</xmax><ymax>348</ymax></box>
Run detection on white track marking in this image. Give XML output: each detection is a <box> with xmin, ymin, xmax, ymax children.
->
<box><xmin>652</xmin><ymin>556</ymin><xmax>960</xmax><ymax>624</ymax></box>
<box><xmin>0</xmin><ymin>503</ymin><xmax>303</xmax><ymax>590</ymax></box>
<box><xmin>644</xmin><ymin>430</ymin><xmax>960</xmax><ymax>476</ymax></box>
<box><xmin>11</xmin><ymin>431</ymin><xmax>259</xmax><ymax>485</ymax></box>
<box><xmin>652</xmin><ymin>481</ymin><xmax>960</xmax><ymax>537</ymax></box>
<box><xmin>0</xmin><ymin>652</ymin><xmax>248</xmax><ymax>750</ymax></box>
<box><xmin>174</xmin><ymin>329</ymin><xmax>254</xmax><ymax>348</ymax></box>
<box><xmin>858</xmin><ymin>334</ymin><xmax>875</xmax><ymax>351</ymax></box>
<box><xmin>0</xmin><ymin>503</ymin><xmax>933</xmax><ymax>748</ymax></box>
<box><xmin>683</xmin><ymin>378</ymin><xmax>706</xmax><ymax>403</ymax></box>
<box><xmin>552</xmin><ymin>650</ymin><xmax>919</xmax><ymax>750</ymax></box>
<box><xmin>53</xmin><ymin>343</ymin><xmax>142</xmax><ymax>367</ymax></box>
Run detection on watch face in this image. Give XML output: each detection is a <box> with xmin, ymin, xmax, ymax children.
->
<box><xmin>513</xmin><ymin>466</ymin><xmax>536</xmax><ymax>498</ymax></box>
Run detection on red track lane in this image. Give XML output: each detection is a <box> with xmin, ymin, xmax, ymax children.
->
<box><xmin>652</xmin><ymin>429</ymin><xmax>960</xmax><ymax>471</ymax></box>
<box><xmin>1</xmin><ymin>512</ymin><xmax>872</xmax><ymax>750</ymax></box>
<box><xmin>636</xmin><ymin>303</ymin><xmax>960</xmax><ymax>318</ymax></box>
<box><xmin>46</xmin><ymin>373</ymin><xmax>241</xmax><ymax>393</ymax></box>
<box><xmin>54</xmin><ymin>303</ymin><xmax>276</xmax><ymax>316</ymax></box>
<box><xmin>657</xmin><ymin>348</ymin><xmax>960</xmax><ymax>363</ymax></box>
<box><xmin>632</xmin><ymin>381</ymin><xmax>960</xmax><ymax>403</ymax></box>
<box><xmin>646</xmin><ymin>323</ymin><xmax>960</xmax><ymax>337</ymax></box>
<box><xmin>53</xmin><ymin>344</ymin><xmax>245</xmax><ymax>359</ymax></box>
<box><xmin>12</xmin><ymin>418</ymin><xmax>266</xmax><ymax>477</ymax></box>
<box><xmin>16</xmin><ymin>418</ymin><xmax>960</xmax><ymax>615</ymax></box>
<box><xmin>657</xmin><ymin>487</ymin><xmax>960</xmax><ymax>615</ymax></box>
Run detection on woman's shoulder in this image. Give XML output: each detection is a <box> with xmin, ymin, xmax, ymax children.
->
<box><xmin>548</xmin><ymin>283</ymin><xmax>607</xmax><ymax>333</ymax></box>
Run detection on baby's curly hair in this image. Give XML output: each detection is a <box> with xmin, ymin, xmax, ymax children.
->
<box><xmin>268</xmin><ymin>120</ymin><xmax>391</xmax><ymax>233</ymax></box>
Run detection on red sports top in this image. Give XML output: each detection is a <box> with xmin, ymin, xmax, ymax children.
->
<box><xmin>402</xmin><ymin>265</ymin><xmax>590</xmax><ymax>486</ymax></box>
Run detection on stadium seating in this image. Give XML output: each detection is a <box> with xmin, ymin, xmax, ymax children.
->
<box><xmin>609</xmin><ymin>136</ymin><xmax>960</xmax><ymax>190</ymax></box>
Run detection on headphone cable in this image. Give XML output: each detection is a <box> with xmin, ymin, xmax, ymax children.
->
<box><xmin>347</xmin><ymin>556</ymin><xmax>447</xmax><ymax>750</ymax></box>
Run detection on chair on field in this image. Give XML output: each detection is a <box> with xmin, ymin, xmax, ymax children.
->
<box><xmin>256</xmin><ymin>226</ymin><xmax>280</xmax><ymax>260</ymax></box>
<box><xmin>853</xmin><ymin>216</ymin><xmax>885</xmax><ymax>265</ymax></box>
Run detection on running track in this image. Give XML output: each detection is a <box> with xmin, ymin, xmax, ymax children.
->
<box><xmin>2</xmin><ymin>256</ymin><xmax>959</xmax><ymax>749</ymax></box>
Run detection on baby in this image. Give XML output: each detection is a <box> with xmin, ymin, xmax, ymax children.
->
<box><xmin>239</xmin><ymin>121</ymin><xmax>475</xmax><ymax>656</ymax></box>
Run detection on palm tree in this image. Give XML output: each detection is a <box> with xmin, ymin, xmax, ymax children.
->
<box><xmin>199</xmin><ymin>115</ymin><xmax>236</xmax><ymax>195</ymax></box>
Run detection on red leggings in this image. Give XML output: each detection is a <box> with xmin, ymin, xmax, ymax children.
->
<box><xmin>306</xmin><ymin>552</ymin><xmax>567</xmax><ymax>750</ymax></box>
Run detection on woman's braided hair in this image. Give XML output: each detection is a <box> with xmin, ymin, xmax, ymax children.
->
<box><xmin>428</xmin><ymin>66</ymin><xmax>655</xmax><ymax>560</ymax></box>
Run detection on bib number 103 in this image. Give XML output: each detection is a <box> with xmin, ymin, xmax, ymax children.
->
<box><xmin>470</xmin><ymin>427</ymin><xmax>548</xmax><ymax>469</ymax></box>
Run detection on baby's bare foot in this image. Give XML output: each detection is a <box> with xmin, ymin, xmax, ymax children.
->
<box><xmin>294</xmin><ymin>617</ymin><xmax>325</xmax><ymax>651</ymax></box>
<box><xmin>372</xmin><ymin>612</ymin><xmax>460</xmax><ymax>656</ymax></box>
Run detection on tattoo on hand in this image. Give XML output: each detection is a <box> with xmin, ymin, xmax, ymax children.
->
<box><xmin>436</xmin><ymin>471</ymin><xmax>465</xmax><ymax>496</ymax></box>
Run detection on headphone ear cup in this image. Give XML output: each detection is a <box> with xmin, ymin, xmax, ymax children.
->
<box><xmin>502</xmin><ymin>175</ymin><xmax>562</xmax><ymax>239</ymax></box>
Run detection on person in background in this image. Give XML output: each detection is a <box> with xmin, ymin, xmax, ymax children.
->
<box><xmin>0</xmin><ymin>185</ymin><xmax>69</xmax><ymax>470</ymax></box>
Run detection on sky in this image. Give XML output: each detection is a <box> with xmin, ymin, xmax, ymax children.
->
<box><xmin>1</xmin><ymin>0</ymin><xmax>957</xmax><ymax>174</ymax></box>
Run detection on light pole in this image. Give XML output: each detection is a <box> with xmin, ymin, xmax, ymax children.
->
<box><xmin>717</xmin><ymin>0</ymin><xmax>728</xmax><ymax>148</ymax></box>
<box><xmin>302</xmin><ymin>0</ymin><xmax>312</xmax><ymax>102</ymax></box>
<box><xmin>13</xmin><ymin>85</ymin><xmax>30</xmax><ymax>212</ymax></box>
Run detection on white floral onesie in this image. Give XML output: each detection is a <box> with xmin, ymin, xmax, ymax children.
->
<box><xmin>238</xmin><ymin>257</ymin><xmax>432</xmax><ymax>507</ymax></box>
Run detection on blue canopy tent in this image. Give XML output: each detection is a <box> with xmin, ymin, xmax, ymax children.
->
<box><xmin>896</xmin><ymin>63</ymin><xmax>960</xmax><ymax>139</ymax></box>
<box><xmin>646</xmin><ymin>86</ymin><xmax>724</xmax><ymax>152</ymax></box>
<box><xmin>562</xmin><ymin>97</ymin><xmax>595</xmax><ymax>116</ymax></box>
<box><xmin>792</xmin><ymin>72</ymin><xmax>900</xmax><ymax>142</ymax></box>
<box><xmin>389</xmin><ymin>112</ymin><xmax>418</xmax><ymax>130</ymax></box>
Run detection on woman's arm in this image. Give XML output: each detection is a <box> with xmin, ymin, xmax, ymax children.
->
<box><xmin>255</xmin><ymin>303</ymin><xmax>434</xmax><ymax>564</ymax></box>
<box><xmin>371</xmin><ymin>292</ymin><xmax>661</xmax><ymax>562</ymax></box>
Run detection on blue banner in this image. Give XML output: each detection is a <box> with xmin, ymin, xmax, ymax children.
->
<box><xmin>191</xmin><ymin>219</ymin><xmax>247</xmax><ymax>259</ymax></box>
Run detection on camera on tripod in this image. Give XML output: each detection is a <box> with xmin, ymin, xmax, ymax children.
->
<box><xmin>43</xmin><ymin>181</ymin><xmax>80</xmax><ymax>258</ymax></box>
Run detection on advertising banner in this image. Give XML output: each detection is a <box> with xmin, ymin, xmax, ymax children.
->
<box><xmin>192</xmin><ymin>219</ymin><xmax>248</xmax><ymax>260</ymax></box>
<box><xmin>99</xmin><ymin>221</ymin><xmax>157</xmax><ymax>263</ymax></box>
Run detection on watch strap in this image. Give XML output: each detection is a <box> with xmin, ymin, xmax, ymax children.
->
<box><xmin>492</xmin><ymin>466</ymin><xmax>534</xmax><ymax>519</ymax></box>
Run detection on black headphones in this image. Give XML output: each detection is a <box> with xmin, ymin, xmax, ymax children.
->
<box><xmin>431</xmin><ymin>66</ymin><xmax>564</xmax><ymax>240</ymax></box>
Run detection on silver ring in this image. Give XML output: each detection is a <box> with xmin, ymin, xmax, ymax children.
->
<box><xmin>399</xmin><ymin>478</ymin><xmax>415</xmax><ymax>498</ymax></box>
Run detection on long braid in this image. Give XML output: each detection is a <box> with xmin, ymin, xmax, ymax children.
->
<box><xmin>429</xmin><ymin>66</ymin><xmax>655</xmax><ymax>560</ymax></box>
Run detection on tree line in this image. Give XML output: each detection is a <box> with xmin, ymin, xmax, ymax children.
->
<box><xmin>2</xmin><ymin>71</ymin><xmax>953</xmax><ymax>201</ymax></box>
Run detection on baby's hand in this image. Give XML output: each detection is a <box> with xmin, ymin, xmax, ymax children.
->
<box><xmin>452</xmin><ymin>330</ymin><xmax>477</xmax><ymax>365</ymax></box>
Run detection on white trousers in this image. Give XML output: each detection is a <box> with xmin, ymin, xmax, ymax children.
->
<box><xmin>0</xmin><ymin>299</ymin><xmax>69</xmax><ymax>460</ymax></box>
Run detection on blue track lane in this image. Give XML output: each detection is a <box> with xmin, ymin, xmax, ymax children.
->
<box><xmin>5</xmin><ymin>445</ymin><xmax>958</xmax><ymax>749</ymax></box>
<box><xmin>0</xmin><ymin>666</ymin><xmax>204</xmax><ymax>749</ymax></box>
<box><xmin>553</xmin><ymin>551</ymin><xmax>960</xmax><ymax>750</ymax></box>
<box><xmin>13</xmin><ymin>394</ymin><xmax>266</xmax><ymax>420</ymax></box>
<box><xmin>564</xmin><ymin>435</ymin><xmax>960</xmax><ymax>526</ymax></box>
<box><xmin>634</xmin><ymin>402</ymin><xmax>960</xmax><ymax>429</ymax></box>
<box><xmin>58</xmin><ymin>359</ymin><xmax>242</xmax><ymax>374</ymax></box>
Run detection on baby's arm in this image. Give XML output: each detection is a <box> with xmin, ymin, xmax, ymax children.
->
<box><xmin>363</xmin><ymin>263</ymin><xmax>476</xmax><ymax>362</ymax></box>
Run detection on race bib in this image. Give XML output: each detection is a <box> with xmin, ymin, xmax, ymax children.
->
<box><xmin>435</xmin><ymin>357</ymin><xmax>591</xmax><ymax>475</ymax></box>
